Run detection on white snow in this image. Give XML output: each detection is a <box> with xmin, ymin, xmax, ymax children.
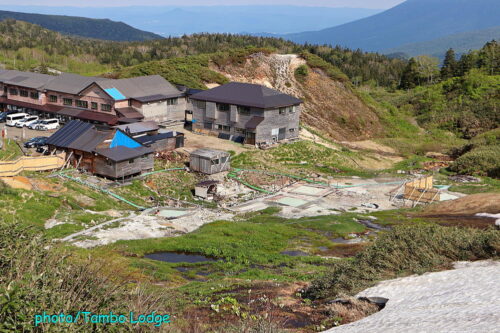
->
<box><xmin>476</xmin><ymin>213</ymin><xmax>500</xmax><ymax>227</ymax></box>
<box><xmin>326</xmin><ymin>261</ymin><xmax>500</xmax><ymax>333</ymax></box>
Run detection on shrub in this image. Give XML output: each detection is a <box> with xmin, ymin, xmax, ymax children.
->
<box><xmin>450</xmin><ymin>144</ymin><xmax>500</xmax><ymax>178</ymax></box>
<box><xmin>305</xmin><ymin>224</ymin><xmax>500</xmax><ymax>300</ymax></box>
<box><xmin>0</xmin><ymin>223</ymin><xmax>167</xmax><ymax>332</ymax></box>
<box><xmin>294</xmin><ymin>65</ymin><xmax>309</xmax><ymax>82</ymax></box>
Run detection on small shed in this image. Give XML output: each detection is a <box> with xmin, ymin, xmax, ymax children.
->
<box><xmin>190</xmin><ymin>148</ymin><xmax>230</xmax><ymax>174</ymax></box>
<box><xmin>195</xmin><ymin>180</ymin><xmax>220</xmax><ymax>200</ymax></box>
<box><xmin>135</xmin><ymin>131</ymin><xmax>184</xmax><ymax>152</ymax></box>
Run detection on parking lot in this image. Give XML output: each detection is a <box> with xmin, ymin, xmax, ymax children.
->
<box><xmin>0</xmin><ymin>123</ymin><xmax>58</xmax><ymax>141</ymax></box>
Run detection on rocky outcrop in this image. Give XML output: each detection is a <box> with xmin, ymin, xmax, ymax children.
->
<box><xmin>210</xmin><ymin>52</ymin><xmax>384</xmax><ymax>141</ymax></box>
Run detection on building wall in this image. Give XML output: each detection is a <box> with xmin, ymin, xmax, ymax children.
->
<box><xmin>3</xmin><ymin>85</ymin><xmax>46</xmax><ymax>105</ymax></box>
<box><xmin>191</xmin><ymin>99</ymin><xmax>301</xmax><ymax>144</ymax></box>
<box><xmin>137</xmin><ymin>97</ymin><xmax>187</xmax><ymax>122</ymax></box>
<box><xmin>45</xmin><ymin>85</ymin><xmax>117</xmax><ymax>115</ymax></box>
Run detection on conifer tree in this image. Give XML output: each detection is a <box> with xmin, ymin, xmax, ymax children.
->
<box><xmin>441</xmin><ymin>48</ymin><xmax>457</xmax><ymax>79</ymax></box>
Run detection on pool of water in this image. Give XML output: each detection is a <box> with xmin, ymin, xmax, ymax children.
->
<box><xmin>280</xmin><ymin>250</ymin><xmax>309</xmax><ymax>257</ymax></box>
<box><xmin>145</xmin><ymin>252</ymin><xmax>216</xmax><ymax>264</ymax></box>
<box><xmin>158</xmin><ymin>209</ymin><xmax>190</xmax><ymax>218</ymax></box>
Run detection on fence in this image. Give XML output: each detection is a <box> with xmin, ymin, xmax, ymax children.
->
<box><xmin>0</xmin><ymin>153</ymin><xmax>66</xmax><ymax>177</ymax></box>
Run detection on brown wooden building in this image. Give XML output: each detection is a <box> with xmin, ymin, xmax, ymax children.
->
<box><xmin>46</xmin><ymin>120</ymin><xmax>154</xmax><ymax>179</ymax></box>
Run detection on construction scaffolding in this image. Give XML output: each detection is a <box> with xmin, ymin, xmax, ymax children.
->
<box><xmin>390</xmin><ymin>176</ymin><xmax>441</xmax><ymax>207</ymax></box>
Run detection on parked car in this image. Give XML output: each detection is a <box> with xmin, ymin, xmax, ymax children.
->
<box><xmin>28</xmin><ymin>119</ymin><xmax>44</xmax><ymax>130</ymax></box>
<box><xmin>5</xmin><ymin>113</ymin><xmax>28</xmax><ymax>126</ymax></box>
<box><xmin>15</xmin><ymin>115</ymin><xmax>39</xmax><ymax>128</ymax></box>
<box><xmin>0</xmin><ymin>110</ymin><xmax>18</xmax><ymax>123</ymax></box>
<box><xmin>24</xmin><ymin>136</ymin><xmax>48</xmax><ymax>148</ymax></box>
<box><xmin>36</xmin><ymin>119</ymin><xmax>60</xmax><ymax>131</ymax></box>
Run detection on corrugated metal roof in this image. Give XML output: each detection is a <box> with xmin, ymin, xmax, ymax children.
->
<box><xmin>104</xmin><ymin>88</ymin><xmax>127</xmax><ymax>100</ymax></box>
<box><xmin>135</xmin><ymin>131</ymin><xmax>182</xmax><ymax>145</ymax></box>
<box><xmin>67</xmin><ymin>130</ymin><xmax>109</xmax><ymax>153</ymax></box>
<box><xmin>191</xmin><ymin>148</ymin><xmax>229</xmax><ymax>159</ymax></box>
<box><xmin>46</xmin><ymin>120</ymin><xmax>93</xmax><ymax>148</ymax></box>
<box><xmin>0</xmin><ymin>70</ymin><xmax>55</xmax><ymax>89</ymax></box>
<box><xmin>190</xmin><ymin>82</ymin><xmax>302</xmax><ymax>109</ymax></box>
<box><xmin>115</xmin><ymin>107</ymin><xmax>145</xmax><ymax>120</ymax></box>
<box><xmin>96</xmin><ymin>146</ymin><xmax>153</xmax><ymax>162</ymax></box>
<box><xmin>245</xmin><ymin>116</ymin><xmax>265</xmax><ymax>129</ymax></box>
<box><xmin>42</xmin><ymin>73</ymin><xmax>107</xmax><ymax>94</ymax></box>
<box><xmin>57</xmin><ymin>108</ymin><xmax>118</xmax><ymax>125</ymax></box>
<box><xmin>114</xmin><ymin>121</ymin><xmax>159</xmax><ymax>135</ymax></box>
<box><xmin>97</xmin><ymin>75</ymin><xmax>183</xmax><ymax>100</ymax></box>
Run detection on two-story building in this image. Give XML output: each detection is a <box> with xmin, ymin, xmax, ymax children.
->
<box><xmin>0</xmin><ymin>70</ymin><xmax>186</xmax><ymax>126</ymax></box>
<box><xmin>189</xmin><ymin>82</ymin><xmax>302</xmax><ymax>145</ymax></box>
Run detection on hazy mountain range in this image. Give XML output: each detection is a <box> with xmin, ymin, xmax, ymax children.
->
<box><xmin>281</xmin><ymin>0</ymin><xmax>500</xmax><ymax>53</ymax></box>
<box><xmin>0</xmin><ymin>5</ymin><xmax>382</xmax><ymax>36</ymax></box>
<box><xmin>0</xmin><ymin>0</ymin><xmax>498</xmax><ymax>58</ymax></box>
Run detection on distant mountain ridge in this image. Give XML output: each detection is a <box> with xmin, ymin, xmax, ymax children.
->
<box><xmin>283</xmin><ymin>0</ymin><xmax>500</xmax><ymax>52</ymax></box>
<box><xmin>385</xmin><ymin>26</ymin><xmax>500</xmax><ymax>58</ymax></box>
<box><xmin>0</xmin><ymin>10</ymin><xmax>162</xmax><ymax>41</ymax></box>
<box><xmin>0</xmin><ymin>6</ymin><xmax>382</xmax><ymax>36</ymax></box>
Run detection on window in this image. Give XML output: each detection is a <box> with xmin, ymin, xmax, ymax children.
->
<box><xmin>63</xmin><ymin>98</ymin><xmax>73</xmax><ymax>106</ymax></box>
<box><xmin>216</xmin><ymin>103</ymin><xmax>230</xmax><ymax>111</ymax></box>
<box><xmin>49</xmin><ymin>95</ymin><xmax>57</xmax><ymax>103</ymax></box>
<box><xmin>279</xmin><ymin>106</ymin><xmax>294</xmax><ymax>114</ymax></box>
<box><xmin>9</xmin><ymin>89</ymin><xmax>18</xmax><ymax>95</ymax></box>
<box><xmin>128</xmin><ymin>159</ymin><xmax>135</xmax><ymax>164</ymax></box>
<box><xmin>91</xmin><ymin>102</ymin><xmax>98</xmax><ymax>110</ymax></box>
<box><xmin>216</xmin><ymin>124</ymin><xmax>230</xmax><ymax>131</ymax></box>
<box><xmin>167</xmin><ymin>98</ymin><xmax>178</xmax><ymax>106</ymax></box>
<box><xmin>204</xmin><ymin>122</ymin><xmax>213</xmax><ymax>130</ymax></box>
<box><xmin>101</xmin><ymin>104</ymin><xmax>111</xmax><ymax>112</ymax></box>
<box><xmin>211</xmin><ymin>159</ymin><xmax>220</xmax><ymax>165</ymax></box>
<box><xmin>20</xmin><ymin>90</ymin><xmax>29</xmax><ymax>97</ymax></box>
<box><xmin>289</xmin><ymin>128</ymin><xmax>296</xmax><ymax>132</ymax></box>
<box><xmin>192</xmin><ymin>100</ymin><xmax>206</xmax><ymax>110</ymax></box>
<box><xmin>235</xmin><ymin>128</ymin><xmax>245</xmax><ymax>134</ymax></box>
<box><xmin>237</xmin><ymin>106</ymin><xmax>251</xmax><ymax>115</ymax></box>
<box><xmin>30</xmin><ymin>92</ymin><xmax>39</xmax><ymax>99</ymax></box>
<box><xmin>76</xmin><ymin>100</ymin><xmax>88</xmax><ymax>108</ymax></box>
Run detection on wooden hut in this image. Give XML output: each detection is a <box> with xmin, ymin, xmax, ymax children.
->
<box><xmin>190</xmin><ymin>148</ymin><xmax>230</xmax><ymax>174</ymax></box>
<box><xmin>46</xmin><ymin>120</ymin><xmax>154</xmax><ymax>179</ymax></box>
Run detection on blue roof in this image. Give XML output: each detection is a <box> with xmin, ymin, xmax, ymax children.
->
<box><xmin>110</xmin><ymin>130</ymin><xmax>141</xmax><ymax>149</ymax></box>
<box><xmin>104</xmin><ymin>87</ymin><xmax>126</xmax><ymax>100</ymax></box>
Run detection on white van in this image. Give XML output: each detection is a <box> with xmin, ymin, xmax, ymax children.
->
<box><xmin>6</xmin><ymin>113</ymin><xmax>28</xmax><ymax>126</ymax></box>
<box><xmin>15</xmin><ymin>115</ymin><xmax>39</xmax><ymax>128</ymax></box>
<box><xmin>36</xmin><ymin>118</ymin><xmax>60</xmax><ymax>131</ymax></box>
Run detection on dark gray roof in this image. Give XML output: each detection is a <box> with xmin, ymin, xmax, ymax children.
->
<box><xmin>135</xmin><ymin>131</ymin><xmax>182</xmax><ymax>145</ymax></box>
<box><xmin>67</xmin><ymin>130</ymin><xmax>109</xmax><ymax>152</ymax></box>
<box><xmin>132</xmin><ymin>94</ymin><xmax>177</xmax><ymax>103</ymax></box>
<box><xmin>0</xmin><ymin>70</ymin><xmax>54</xmax><ymax>89</ymax></box>
<box><xmin>190</xmin><ymin>82</ymin><xmax>302</xmax><ymax>109</ymax></box>
<box><xmin>191</xmin><ymin>148</ymin><xmax>229</xmax><ymax>159</ymax></box>
<box><xmin>46</xmin><ymin>120</ymin><xmax>93</xmax><ymax>148</ymax></box>
<box><xmin>114</xmin><ymin>121</ymin><xmax>159</xmax><ymax>135</ymax></box>
<box><xmin>96</xmin><ymin>146</ymin><xmax>153</xmax><ymax>162</ymax></box>
<box><xmin>245</xmin><ymin>116</ymin><xmax>264</xmax><ymax>129</ymax></box>
<box><xmin>97</xmin><ymin>75</ymin><xmax>183</xmax><ymax>100</ymax></box>
<box><xmin>43</xmin><ymin>73</ymin><xmax>107</xmax><ymax>94</ymax></box>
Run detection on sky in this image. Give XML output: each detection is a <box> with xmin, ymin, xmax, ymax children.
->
<box><xmin>0</xmin><ymin>0</ymin><xmax>405</xmax><ymax>9</ymax></box>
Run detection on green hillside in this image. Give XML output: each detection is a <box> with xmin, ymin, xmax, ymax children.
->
<box><xmin>0</xmin><ymin>10</ymin><xmax>161</xmax><ymax>41</ymax></box>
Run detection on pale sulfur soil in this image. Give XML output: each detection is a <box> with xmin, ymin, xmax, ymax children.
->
<box><xmin>327</xmin><ymin>260</ymin><xmax>500</xmax><ymax>333</ymax></box>
<box><xmin>422</xmin><ymin>193</ymin><xmax>500</xmax><ymax>216</ymax></box>
<box><xmin>210</xmin><ymin>53</ymin><xmax>385</xmax><ymax>141</ymax></box>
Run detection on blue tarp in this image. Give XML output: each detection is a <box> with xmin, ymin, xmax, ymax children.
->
<box><xmin>104</xmin><ymin>88</ymin><xmax>126</xmax><ymax>100</ymax></box>
<box><xmin>110</xmin><ymin>130</ymin><xmax>141</xmax><ymax>149</ymax></box>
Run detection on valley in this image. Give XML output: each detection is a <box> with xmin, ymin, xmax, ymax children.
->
<box><xmin>0</xmin><ymin>6</ymin><xmax>498</xmax><ymax>332</ymax></box>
